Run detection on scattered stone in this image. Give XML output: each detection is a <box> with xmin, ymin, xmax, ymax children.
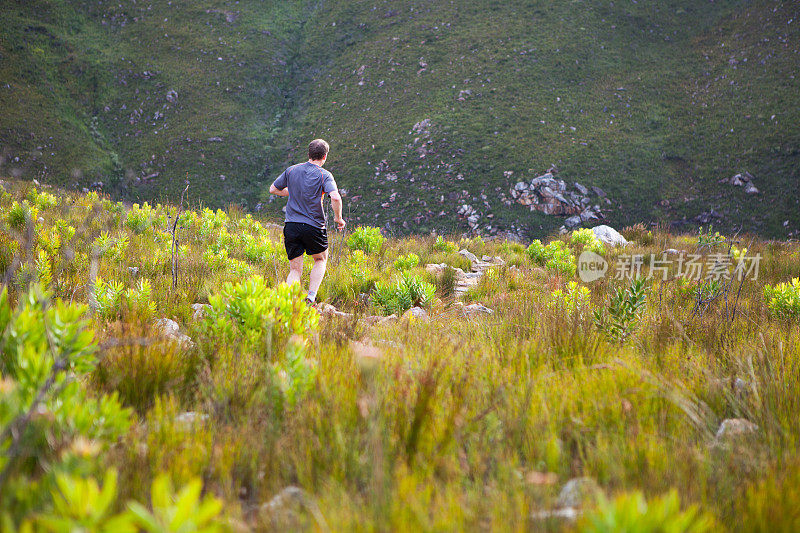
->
<box><xmin>574</xmin><ymin>182</ymin><xmax>589</xmax><ymax>196</ymax></box>
<box><xmin>402</xmin><ymin>307</ymin><xmax>429</xmax><ymax>321</ymax></box>
<box><xmin>153</xmin><ymin>318</ymin><xmax>194</xmax><ymax>348</ymax></box>
<box><xmin>458</xmin><ymin>249</ymin><xmax>479</xmax><ymax>263</ymax></box>
<box><xmin>744</xmin><ymin>182</ymin><xmax>759</xmax><ymax>195</ymax></box>
<box><xmin>464</xmin><ymin>303</ymin><xmax>494</xmax><ymax>316</ymax></box>
<box><xmin>526</xmin><ymin>471</ymin><xmax>559</xmax><ymax>486</ymax></box>
<box><xmin>564</xmin><ymin>215</ymin><xmax>582</xmax><ymax>229</ymax></box>
<box><xmin>260</xmin><ymin>486</ymin><xmax>307</xmax><ymax>529</ymax></box>
<box><xmin>714</xmin><ymin>418</ymin><xmax>758</xmax><ymax>444</ymax></box>
<box><xmin>375</xmin><ymin>314</ymin><xmax>398</xmax><ymax>326</ymax></box>
<box><xmin>557</xmin><ymin>477</ymin><xmax>603</xmax><ymax>509</ymax></box>
<box><xmin>425</xmin><ymin>263</ymin><xmax>448</xmax><ymax>275</ymax></box>
<box><xmin>166</xmin><ymin>89</ymin><xmax>178</xmax><ymax>103</ymax></box>
<box><xmin>175</xmin><ymin>411</ymin><xmax>209</xmax><ymax>428</ymax></box>
<box><xmin>319</xmin><ymin>303</ymin><xmax>352</xmax><ymax>318</ymax></box>
<box><xmin>591</xmin><ymin>225</ymin><xmax>629</xmax><ymax>247</ymax></box>
<box><xmin>530</xmin><ymin>508</ymin><xmax>580</xmax><ymax>521</ymax></box>
<box><xmin>590</xmin><ymin>186</ymin><xmax>606</xmax><ymax>198</ymax></box>
<box><xmin>191</xmin><ymin>303</ymin><xmax>210</xmax><ymax>320</ymax></box>
<box><xmin>694</xmin><ymin>209</ymin><xmax>722</xmax><ymax>225</ymax></box>
<box><xmin>457</xmin><ymin>88</ymin><xmax>473</xmax><ymax>101</ymax></box>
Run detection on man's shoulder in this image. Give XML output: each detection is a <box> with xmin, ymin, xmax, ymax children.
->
<box><xmin>286</xmin><ymin>162</ymin><xmax>307</xmax><ymax>173</ymax></box>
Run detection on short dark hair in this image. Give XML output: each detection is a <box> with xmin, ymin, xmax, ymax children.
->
<box><xmin>308</xmin><ymin>139</ymin><xmax>329</xmax><ymax>160</ymax></box>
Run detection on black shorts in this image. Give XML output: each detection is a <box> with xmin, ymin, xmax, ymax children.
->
<box><xmin>283</xmin><ymin>222</ymin><xmax>328</xmax><ymax>260</ymax></box>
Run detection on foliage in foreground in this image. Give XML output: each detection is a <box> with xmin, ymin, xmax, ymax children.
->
<box><xmin>0</xmin><ymin>183</ymin><xmax>799</xmax><ymax>530</ymax></box>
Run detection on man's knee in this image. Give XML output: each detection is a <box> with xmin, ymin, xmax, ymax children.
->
<box><xmin>312</xmin><ymin>250</ymin><xmax>328</xmax><ymax>263</ymax></box>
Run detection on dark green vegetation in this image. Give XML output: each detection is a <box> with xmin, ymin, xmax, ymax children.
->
<box><xmin>3</xmin><ymin>181</ymin><xmax>800</xmax><ymax>529</ymax></box>
<box><xmin>1</xmin><ymin>0</ymin><xmax>799</xmax><ymax>238</ymax></box>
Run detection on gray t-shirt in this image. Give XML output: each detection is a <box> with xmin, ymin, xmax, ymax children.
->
<box><xmin>273</xmin><ymin>162</ymin><xmax>337</xmax><ymax>228</ymax></box>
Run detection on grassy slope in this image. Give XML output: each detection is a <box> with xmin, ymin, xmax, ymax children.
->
<box><xmin>0</xmin><ymin>0</ymin><xmax>798</xmax><ymax>237</ymax></box>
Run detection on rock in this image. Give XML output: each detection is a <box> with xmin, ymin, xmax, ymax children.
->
<box><xmin>350</xmin><ymin>340</ymin><xmax>383</xmax><ymax>361</ymax></box>
<box><xmin>564</xmin><ymin>215</ymin><xmax>582</xmax><ymax>229</ymax></box>
<box><xmin>166</xmin><ymin>89</ymin><xmax>178</xmax><ymax>103</ymax></box>
<box><xmin>260</xmin><ymin>486</ymin><xmax>307</xmax><ymax>528</ymax></box>
<box><xmin>591</xmin><ymin>225</ymin><xmax>628</xmax><ymax>247</ymax></box>
<box><xmin>175</xmin><ymin>411</ymin><xmax>208</xmax><ymax>428</ymax></box>
<box><xmin>715</xmin><ymin>418</ymin><xmax>758</xmax><ymax>443</ymax></box>
<box><xmin>464</xmin><ymin>303</ymin><xmax>494</xmax><ymax>316</ymax></box>
<box><xmin>378</xmin><ymin>314</ymin><xmax>398</xmax><ymax>326</ymax></box>
<box><xmin>191</xmin><ymin>303</ymin><xmax>210</xmax><ymax>320</ymax></box>
<box><xmin>359</xmin><ymin>315</ymin><xmax>385</xmax><ymax>326</ymax></box>
<box><xmin>694</xmin><ymin>209</ymin><xmax>722</xmax><ymax>225</ymax></box>
<box><xmin>590</xmin><ymin>186</ymin><xmax>606</xmax><ymax>198</ymax></box>
<box><xmin>530</xmin><ymin>508</ymin><xmax>580</xmax><ymax>521</ymax></box>
<box><xmin>154</xmin><ymin>318</ymin><xmax>180</xmax><ymax>335</ymax></box>
<box><xmin>128</xmin><ymin>267</ymin><xmax>139</xmax><ymax>277</ymax></box>
<box><xmin>319</xmin><ymin>303</ymin><xmax>352</xmax><ymax>318</ymax></box>
<box><xmin>574</xmin><ymin>182</ymin><xmax>589</xmax><ymax>196</ymax></box>
<box><xmin>153</xmin><ymin>318</ymin><xmax>194</xmax><ymax>348</ymax></box>
<box><xmin>744</xmin><ymin>182</ymin><xmax>759</xmax><ymax>194</ymax></box>
<box><xmin>425</xmin><ymin>263</ymin><xmax>447</xmax><ymax>275</ymax></box>
<box><xmin>458</xmin><ymin>249</ymin><xmax>478</xmax><ymax>263</ymax></box>
<box><xmin>557</xmin><ymin>477</ymin><xmax>602</xmax><ymax>509</ymax></box>
<box><xmin>402</xmin><ymin>307</ymin><xmax>429</xmax><ymax>321</ymax></box>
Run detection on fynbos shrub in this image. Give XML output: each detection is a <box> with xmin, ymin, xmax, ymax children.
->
<box><xmin>347</xmin><ymin>226</ymin><xmax>384</xmax><ymax>254</ymax></box>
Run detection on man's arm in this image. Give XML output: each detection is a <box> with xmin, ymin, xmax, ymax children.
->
<box><xmin>269</xmin><ymin>182</ymin><xmax>289</xmax><ymax>197</ymax></box>
<box><xmin>329</xmin><ymin>190</ymin><xmax>346</xmax><ymax>230</ymax></box>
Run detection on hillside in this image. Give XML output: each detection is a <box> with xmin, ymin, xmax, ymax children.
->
<box><xmin>1</xmin><ymin>0</ymin><xmax>799</xmax><ymax>238</ymax></box>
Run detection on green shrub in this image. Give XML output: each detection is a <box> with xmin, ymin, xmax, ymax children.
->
<box><xmin>34</xmin><ymin>469</ymin><xmax>226</xmax><ymax>533</ymax></box>
<box><xmin>764</xmin><ymin>278</ymin><xmax>800</xmax><ymax>320</ymax></box>
<box><xmin>272</xmin><ymin>337</ymin><xmax>318</xmax><ymax>411</ymax></box>
<box><xmin>550</xmin><ymin>281</ymin><xmax>592</xmax><ymax>318</ymax></box>
<box><xmin>570</xmin><ymin>228</ymin><xmax>606</xmax><ymax>255</ymax></box>
<box><xmin>125</xmin><ymin>203</ymin><xmax>155</xmax><ymax>234</ymax></box>
<box><xmin>432</xmin><ymin>235</ymin><xmax>458</xmax><ymax>253</ymax></box>
<box><xmin>578</xmin><ymin>490</ymin><xmax>714</xmax><ymax>533</ymax></box>
<box><xmin>0</xmin><ymin>285</ymin><xmax>131</xmax><ymax>523</ymax></box>
<box><xmin>594</xmin><ymin>277</ymin><xmax>648</xmax><ymax>343</ymax></box>
<box><xmin>127</xmin><ymin>474</ymin><xmax>225</xmax><ymax>532</ymax></box>
<box><xmin>198</xmin><ymin>277</ymin><xmax>318</xmax><ymax>355</ymax></box>
<box><xmin>527</xmin><ymin>239</ymin><xmax>576</xmax><ymax>277</ymax></box>
<box><xmin>347</xmin><ymin>226</ymin><xmax>384</xmax><ymax>254</ymax></box>
<box><xmin>373</xmin><ymin>271</ymin><xmax>435</xmax><ymax>315</ymax></box>
<box><xmin>7</xmin><ymin>200</ymin><xmax>38</xmax><ymax>230</ymax></box>
<box><xmin>35</xmin><ymin>470</ymin><xmax>135</xmax><ymax>532</ymax></box>
<box><xmin>394</xmin><ymin>252</ymin><xmax>420</xmax><ymax>271</ymax></box>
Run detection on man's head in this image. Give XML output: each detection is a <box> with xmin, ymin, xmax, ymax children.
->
<box><xmin>308</xmin><ymin>139</ymin><xmax>329</xmax><ymax>163</ymax></box>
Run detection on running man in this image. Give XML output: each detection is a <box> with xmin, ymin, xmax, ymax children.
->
<box><xmin>269</xmin><ymin>139</ymin><xmax>345</xmax><ymax>304</ymax></box>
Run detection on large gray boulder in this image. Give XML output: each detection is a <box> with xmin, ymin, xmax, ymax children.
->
<box><xmin>591</xmin><ymin>225</ymin><xmax>628</xmax><ymax>247</ymax></box>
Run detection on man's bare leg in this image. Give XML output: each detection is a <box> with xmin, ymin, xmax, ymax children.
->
<box><xmin>307</xmin><ymin>250</ymin><xmax>328</xmax><ymax>302</ymax></box>
<box><xmin>287</xmin><ymin>255</ymin><xmax>304</xmax><ymax>286</ymax></box>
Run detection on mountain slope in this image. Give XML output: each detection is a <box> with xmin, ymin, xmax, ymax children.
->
<box><xmin>1</xmin><ymin>0</ymin><xmax>798</xmax><ymax>238</ymax></box>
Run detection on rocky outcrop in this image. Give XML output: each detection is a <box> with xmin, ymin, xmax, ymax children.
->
<box><xmin>509</xmin><ymin>172</ymin><xmax>607</xmax><ymax>228</ymax></box>
<box><xmin>591</xmin><ymin>225</ymin><xmax>629</xmax><ymax>247</ymax></box>
<box><xmin>719</xmin><ymin>171</ymin><xmax>759</xmax><ymax>195</ymax></box>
